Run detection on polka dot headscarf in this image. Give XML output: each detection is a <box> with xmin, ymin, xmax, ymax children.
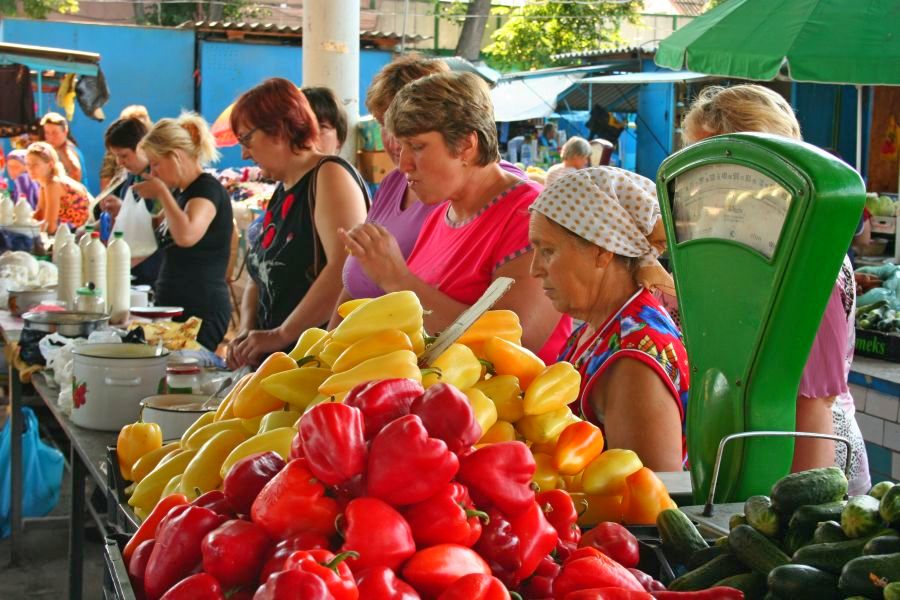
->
<box><xmin>530</xmin><ymin>166</ymin><xmax>675</xmax><ymax>295</ymax></box>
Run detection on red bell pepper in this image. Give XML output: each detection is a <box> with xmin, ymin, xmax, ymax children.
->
<box><xmin>192</xmin><ymin>490</ymin><xmax>237</xmax><ymax>518</ymax></box>
<box><xmin>124</xmin><ymin>494</ymin><xmax>188</xmax><ymax>567</ymax></box>
<box><xmin>456</xmin><ymin>442</ymin><xmax>536</xmax><ymax>518</ymax></box>
<box><xmin>556</xmin><ymin>539</ymin><xmax>579</xmax><ymax>564</ymax></box>
<box><xmin>223</xmin><ymin>451</ymin><xmax>286</xmax><ymax>516</ymax></box>
<box><xmin>519</xmin><ymin>555</ymin><xmax>560</xmax><ymax>600</ymax></box>
<box><xmin>403</xmin><ymin>482</ymin><xmax>486</xmax><ymax>548</ymax></box>
<box><xmin>339</xmin><ymin>497</ymin><xmax>416</xmax><ymax>571</ymax></box>
<box><xmin>564</xmin><ymin>589</ymin><xmax>652</xmax><ymax>600</ymax></box>
<box><xmin>333</xmin><ymin>473</ymin><xmax>368</xmax><ymax>510</ymax></box>
<box><xmin>578</xmin><ymin>524</ymin><xmax>640</xmax><ymax>569</ymax></box>
<box><xmin>510</xmin><ymin>499</ymin><xmax>559</xmax><ymax>581</ymax></box>
<box><xmin>366</xmin><ymin>415</ymin><xmax>460</xmax><ymax>507</ymax></box>
<box><xmin>143</xmin><ymin>504</ymin><xmax>227</xmax><ymax>600</ymax></box>
<box><xmin>290</xmin><ymin>431</ymin><xmax>304</xmax><ymax>460</ymax></box>
<box><xmin>299</xmin><ymin>403</ymin><xmax>367</xmax><ymax>486</ymax></box>
<box><xmin>254</xmin><ymin>569</ymin><xmax>335</xmax><ymax>600</ymax></box>
<box><xmin>283</xmin><ymin>549</ymin><xmax>359</xmax><ymax>600</ymax></box>
<box><xmin>128</xmin><ymin>539</ymin><xmax>155</xmax><ymax>600</ymax></box>
<box><xmin>537</xmin><ymin>490</ymin><xmax>581</xmax><ymax>544</ymax></box>
<box><xmin>473</xmin><ymin>507</ymin><xmax>521</xmax><ymax>588</ymax></box>
<box><xmin>650</xmin><ymin>589</ymin><xmax>744</xmax><ymax>600</ymax></box>
<box><xmin>355</xmin><ymin>567</ymin><xmax>422</xmax><ymax>600</ymax></box>
<box><xmin>626</xmin><ymin>570</ymin><xmax>665</xmax><ymax>593</ymax></box>
<box><xmin>436</xmin><ymin>573</ymin><xmax>510</xmax><ymax>600</ymax></box>
<box><xmin>553</xmin><ymin>549</ymin><xmax>645</xmax><ymax>600</ymax></box>
<box><xmin>402</xmin><ymin>544</ymin><xmax>492</xmax><ymax>599</ymax></box>
<box><xmin>228</xmin><ymin>589</ymin><xmax>255</xmax><ymax>600</ymax></box>
<box><xmin>251</xmin><ymin>458</ymin><xmax>340</xmax><ymax>540</ymax></box>
<box><xmin>344</xmin><ymin>378</ymin><xmax>424</xmax><ymax>439</ymax></box>
<box><xmin>260</xmin><ymin>532</ymin><xmax>332</xmax><ymax>583</ymax></box>
<box><xmin>410</xmin><ymin>383</ymin><xmax>482</xmax><ymax>454</ymax></box>
<box><xmin>159</xmin><ymin>573</ymin><xmax>225</xmax><ymax>600</ymax></box>
<box><xmin>201</xmin><ymin>519</ymin><xmax>273</xmax><ymax>589</ymax></box>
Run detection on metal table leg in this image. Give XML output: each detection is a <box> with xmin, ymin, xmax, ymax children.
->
<box><xmin>69</xmin><ymin>445</ymin><xmax>86</xmax><ymax>600</ymax></box>
<box><xmin>8</xmin><ymin>364</ymin><xmax>23</xmax><ymax>566</ymax></box>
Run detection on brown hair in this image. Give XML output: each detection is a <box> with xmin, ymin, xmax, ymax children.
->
<box><xmin>365</xmin><ymin>54</ymin><xmax>450</xmax><ymax>122</ymax></box>
<box><xmin>385</xmin><ymin>71</ymin><xmax>500</xmax><ymax>167</ymax></box>
<box><xmin>230</xmin><ymin>77</ymin><xmax>319</xmax><ymax>154</ymax></box>
<box><xmin>302</xmin><ymin>86</ymin><xmax>348</xmax><ymax>147</ymax></box>
<box><xmin>682</xmin><ymin>84</ymin><xmax>801</xmax><ymax>144</ymax></box>
<box><xmin>26</xmin><ymin>141</ymin><xmax>65</xmax><ymax>178</ymax></box>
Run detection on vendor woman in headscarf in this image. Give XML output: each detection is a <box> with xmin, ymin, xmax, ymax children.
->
<box><xmin>529</xmin><ymin>167</ymin><xmax>689</xmax><ymax>471</ymax></box>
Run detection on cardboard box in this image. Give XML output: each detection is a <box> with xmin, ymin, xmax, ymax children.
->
<box><xmin>855</xmin><ymin>327</ymin><xmax>900</xmax><ymax>362</ymax></box>
<box><xmin>357</xmin><ymin>150</ymin><xmax>393</xmax><ymax>184</ymax></box>
<box><xmin>357</xmin><ymin>117</ymin><xmax>384</xmax><ymax>152</ymax></box>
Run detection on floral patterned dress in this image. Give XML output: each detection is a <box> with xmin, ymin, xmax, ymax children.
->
<box><xmin>558</xmin><ymin>288</ymin><xmax>690</xmax><ymax>462</ymax></box>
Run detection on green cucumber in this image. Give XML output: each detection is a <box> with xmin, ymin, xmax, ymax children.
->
<box><xmin>770</xmin><ymin>467</ymin><xmax>849</xmax><ymax>516</ymax></box>
<box><xmin>782</xmin><ymin>525</ymin><xmax>814</xmax><ymax>556</ymax></box>
<box><xmin>838</xmin><ymin>552</ymin><xmax>900</xmax><ymax>597</ymax></box>
<box><xmin>791</xmin><ymin>534</ymin><xmax>883</xmax><ymax>574</ymax></box>
<box><xmin>686</xmin><ymin>544</ymin><xmax>729</xmax><ymax>570</ymax></box>
<box><xmin>745</xmin><ymin>495</ymin><xmax>780</xmax><ymax>537</ymax></box>
<box><xmin>864</xmin><ymin>534</ymin><xmax>900</xmax><ymax>555</ymax></box>
<box><xmin>714</xmin><ymin>572</ymin><xmax>768</xmax><ymax>599</ymax></box>
<box><xmin>885</xmin><ymin>581</ymin><xmax>900</xmax><ymax>600</ymax></box>
<box><xmin>656</xmin><ymin>508</ymin><xmax>709</xmax><ymax>564</ymax></box>
<box><xmin>767</xmin><ymin>564</ymin><xmax>842</xmax><ymax>600</ymax></box>
<box><xmin>729</xmin><ymin>524</ymin><xmax>791</xmax><ymax>575</ymax></box>
<box><xmin>730</xmin><ymin>513</ymin><xmax>748</xmax><ymax>529</ymax></box>
<box><xmin>869</xmin><ymin>481</ymin><xmax>894</xmax><ymax>500</ymax></box>
<box><xmin>812</xmin><ymin>520</ymin><xmax>848</xmax><ymax>544</ymax></box>
<box><xmin>880</xmin><ymin>484</ymin><xmax>900</xmax><ymax>524</ymax></box>
<box><xmin>842</xmin><ymin>495</ymin><xmax>884</xmax><ymax>538</ymax></box>
<box><xmin>789</xmin><ymin>502</ymin><xmax>847</xmax><ymax>535</ymax></box>
<box><xmin>668</xmin><ymin>553</ymin><xmax>748</xmax><ymax>591</ymax></box>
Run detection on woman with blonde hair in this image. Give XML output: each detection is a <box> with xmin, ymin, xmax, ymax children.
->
<box><xmin>132</xmin><ymin>112</ymin><xmax>233</xmax><ymax>351</ymax></box>
<box><xmin>545</xmin><ymin>136</ymin><xmax>591</xmax><ymax>187</ymax></box>
<box><xmin>25</xmin><ymin>141</ymin><xmax>91</xmax><ymax>234</ymax></box>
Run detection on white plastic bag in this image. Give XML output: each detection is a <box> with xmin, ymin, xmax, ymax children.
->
<box><xmin>113</xmin><ymin>188</ymin><xmax>158</xmax><ymax>258</ymax></box>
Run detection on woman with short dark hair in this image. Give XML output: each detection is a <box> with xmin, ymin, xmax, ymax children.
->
<box><xmin>302</xmin><ymin>86</ymin><xmax>348</xmax><ymax>154</ymax></box>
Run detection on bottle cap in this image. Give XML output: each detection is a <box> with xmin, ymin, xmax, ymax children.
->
<box><xmin>114</xmin><ymin>232</ymin><xmax>124</xmax><ymax>238</ymax></box>
<box><xmin>85</xmin><ymin>224</ymin><xmax>94</xmax><ymax>231</ymax></box>
<box><xmin>91</xmin><ymin>231</ymin><xmax>100</xmax><ymax>238</ymax></box>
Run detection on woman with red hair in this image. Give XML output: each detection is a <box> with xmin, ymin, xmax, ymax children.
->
<box><xmin>226</xmin><ymin>78</ymin><xmax>369</xmax><ymax>368</ymax></box>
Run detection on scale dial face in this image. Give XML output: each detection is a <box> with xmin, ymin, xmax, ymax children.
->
<box><xmin>672</xmin><ymin>164</ymin><xmax>793</xmax><ymax>259</ymax></box>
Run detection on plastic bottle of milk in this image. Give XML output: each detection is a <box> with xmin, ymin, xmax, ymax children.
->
<box><xmin>57</xmin><ymin>239</ymin><xmax>82</xmax><ymax>309</ymax></box>
<box><xmin>106</xmin><ymin>232</ymin><xmax>131</xmax><ymax>324</ymax></box>
<box><xmin>52</xmin><ymin>226</ymin><xmax>72</xmax><ymax>266</ymax></box>
<box><xmin>84</xmin><ymin>231</ymin><xmax>107</xmax><ymax>311</ymax></box>
<box><xmin>79</xmin><ymin>224</ymin><xmax>95</xmax><ymax>284</ymax></box>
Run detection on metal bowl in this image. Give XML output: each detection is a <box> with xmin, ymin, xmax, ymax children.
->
<box><xmin>22</xmin><ymin>310</ymin><xmax>110</xmax><ymax>337</ymax></box>
<box><xmin>8</xmin><ymin>286</ymin><xmax>57</xmax><ymax>316</ymax></box>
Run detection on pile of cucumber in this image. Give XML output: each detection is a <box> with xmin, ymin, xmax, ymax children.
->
<box><xmin>656</xmin><ymin>467</ymin><xmax>900</xmax><ymax>599</ymax></box>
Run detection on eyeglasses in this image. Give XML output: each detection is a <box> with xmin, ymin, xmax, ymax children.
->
<box><xmin>237</xmin><ymin>127</ymin><xmax>259</xmax><ymax>147</ymax></box>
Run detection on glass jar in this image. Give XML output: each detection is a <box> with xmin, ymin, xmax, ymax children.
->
<box><xmin>75</xmin><ymin>286</ymin><xmax>105</xmax><ymax>313</ymax></box>
<box><xmin>166</xmin><ymin>362</ymin><xmax>202</xmax><ymax>395</ymax></box>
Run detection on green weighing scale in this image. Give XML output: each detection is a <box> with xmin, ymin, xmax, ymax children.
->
<box><xmin>656</xmin><ymin>133</ymin><xmax>865</xmax><ymax>505</ymax></box>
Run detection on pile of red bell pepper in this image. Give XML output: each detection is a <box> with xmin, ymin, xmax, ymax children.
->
<box><xmin>123</xmin><ymin>378</ymin><xmax>744</xmax><ymax>600</ymax></box>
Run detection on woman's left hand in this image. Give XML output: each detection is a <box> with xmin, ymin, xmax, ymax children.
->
<box><xmin>338</xmin><ymin>223</ymin><xmax>409</xmax><ymax>290</ymax></box>
<box><xmin>232</xmin><ymin>328</ymin><xmax>290</xmax><ymax>367</ymax></box>
<box><xmin>131</xmin><ymin>176</ymin><xmax>168</xmax><ymax>201</ymax></box>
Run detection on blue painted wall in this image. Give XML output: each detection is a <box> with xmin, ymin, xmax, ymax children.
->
<box><xmin>636</xmin><ymin>82</ymin><xmax>674</xmax><ymax>179</ymax></box>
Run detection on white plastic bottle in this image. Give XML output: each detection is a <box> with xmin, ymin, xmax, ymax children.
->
<box><xmin>84</xmin><ymin>231</ymin><xmax>107</xmax><ymax>311</ymax></box>
<box><xmin>57</xmin><ymin>239</ymin><xmax>82</xmax><ymax>309</ymax></box>
<box><xmin>78</xmin><ymin>224</ymin><xmax>95</xmax><ymax>284</ymax></box>
<box><xmin>106</xmin><ymin>232</ymin><xmax>131</xmax><ymax>324</ymax></box>
<box><xmin>52</xmin><ymin>226</ymin><xmax>72</xmax><ymax>266</ymax></box>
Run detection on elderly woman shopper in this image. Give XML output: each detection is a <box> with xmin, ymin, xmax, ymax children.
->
<box><xmin>25</xmin><ymin>142</ymin><xmax>91</xmax><ymax>234</ymax></box>
<box><xmin>226</xmin><ymin>78</ymin><xmax>368</xmax><ymax>368</ymax></box>
<box><xmin>40</xmin><ymin>112</ymin><xmax>88</xmax><ymax>189</ymax></box>
<box><xmin>132</xmin><ymin>113</ymin><xmax>233</xmax><ymax>351</ymax></box>
<box><xmin>681</xmin><ymin>84</ymin><xmax>870</xmax><ymax>494</ymax></box>
<box><xmin>545</xmin><ymin>136</ymin><xmax>591</xmax><ymax>187</ymax></box>
<box><xmin>529</xmin><ymin>167</ymin><xmax>688</xmax><ymax>471</ymax></box>
<box><xmin>340</xmin><ymin>71</ymin><xmax>570</xmax><ymax>361</ymax></box>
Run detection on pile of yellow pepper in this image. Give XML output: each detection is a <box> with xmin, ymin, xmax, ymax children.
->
<box><xmin>117</xmin><ymin>290</ymin><xmax>675</xmax><ymax>525</ymax></box>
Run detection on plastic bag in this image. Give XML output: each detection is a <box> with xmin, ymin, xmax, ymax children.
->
<box><xmin>113</xmin><ymin>188</ymin><xmax>158</xmax><ymax>258</ymax></box>
<box><xmin>0</xmin><ymin>406</ymin><xmax>65</xmax><ymax>537</ymax></box>
<box><xmin>75</xmin><ymin>69</ymin><xmax>110</xmax><ymax>122</ymax></box>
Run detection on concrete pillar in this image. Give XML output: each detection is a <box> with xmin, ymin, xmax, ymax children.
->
<box><xmin>303</xmin><ymin>0</ymin><xmax>360</xmax><ymax>164</ymax></box>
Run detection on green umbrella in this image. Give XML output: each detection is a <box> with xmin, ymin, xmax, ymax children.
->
<box><xmin>655</xmin><ymin>0</ymin><xmax>900</xmax><ymax>85</ymax></box>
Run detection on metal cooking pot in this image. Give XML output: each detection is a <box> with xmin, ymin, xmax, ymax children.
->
<box><xmin>8</xmin><ymin>286</ymin><xmax>57</xmax><ymax>316</ymax></box>
<box><xmin>22</xmin><ymin>310</ymin><xmax>110</xmax><ymax>337</ymax></box>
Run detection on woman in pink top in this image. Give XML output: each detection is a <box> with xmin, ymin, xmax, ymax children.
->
<box><xmin>339</xmin><ymin>71</ymin><xmax>571</xmax><ymax>361</ymax></box>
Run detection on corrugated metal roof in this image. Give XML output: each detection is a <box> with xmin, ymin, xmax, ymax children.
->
<box><xmin>671</xmin><ymin>0</ymin><xmax>707</xmax><ymax>17</ymax></box>
<box><xmin>181</xmin><ymin>21</ymin><xmax>431</xmax><ymax>45</ymax></box>
<box><xmin>551</xmin><ymin>45</ymin><xmax>658</xmax><ymax>62</ymax></box>
<box><xmin>557</xmin><ymin>82</ymin><xmax>640</xmax><ymax>113</ymax></box>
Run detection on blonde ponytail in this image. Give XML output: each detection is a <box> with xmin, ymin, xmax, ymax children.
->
<box><xmin>140</xmin><ymin>111</ymin><xmax>221</xmax><ymax>166</ymax></box>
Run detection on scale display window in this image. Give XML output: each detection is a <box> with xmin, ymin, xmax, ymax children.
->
<box><xmin>672</xmin><ymin>164</ymin><xmax>793</xmax><ymax>259</ymax></box>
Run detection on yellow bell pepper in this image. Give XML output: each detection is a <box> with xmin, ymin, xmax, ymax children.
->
<box><xmin>161</xmin><ymin>474</ymin><xmax>183</xmax><ymax>499</ymax></box>
<box><xmin>302</xmin><ymin>331</ymin><xmax>333</xmax><ymax>363</ymax></box>
<box><xmin>288</xmin><ymin>327</ymin><xmax>329</xmax><ymax>361</ymax></box>
<box><xmin>258</xmin><ymin>409</ymin><xmax>302</xmax><ymax>433</ymax></box>
<box><xmin>214</xmin><ymin>373</ymin><xmax>252</xmax><ymax>421</ymax></box>
<box><xmin>261</xmin><ymin>367</ymin><xmax>332</xmax><ymax>411</ymax></box>
<box><xmin>474</xmin><ymin>375</ymin><xmax>523</xmax><ymax>423</ymax></box>
<box><xmin>134</xmin><ymin>506</ymin><xmax>149</xmax><ymax>522</ymax></box>
<box><xmin>479</xmin><ymin>420</ymin><xmax>517</xmax><ymax>444</ymax></box>
<box><xmin>331</xmin><ymin>329</ymin><xmax>413</xmax><ymax>373</ymax></box>
<box><xmin>515</xmin><ymin>406</ymin><xmax>576</xmax><ymax>444</ymax></box>
<box><xmin>318</xmin><ymin>341</ymin><xmax>350</xmax><ymax>368</ymax></box>
<box><xmin>220</xmin><ymin>427</ymin><xmax>296</xmax><ymax>479</ymax></box>
<box><xmin>318</xmin><ymin>349</ymin><xmax>421</xmax><ymax>396</ymax></box>
<box><xmin>130</xmin><ymin>442</ymin><xmax>180</xmax><ymax>483</ymax></box>
<box><xmin>117</xmin><ymin>420</ymin><xmax>163</xmax><ymax>481</ymax></box>
<box><xmin>462</xmin><ymin>387</ymin><xmax>499</xmax><ymax>436</ymax></box>
<box><xmin>530</xmin><ymin>437</ymin><xmax>559</xmax><ymax>456</ymax></box>
<box><xmin>185</xmin><ymin>417</ymin><xmax>256</xmax><ymax>451</ymax></box>
<box><xmin>337</xmin><ymin>298</ymin><xmax>372</xmax><ymax>319</ymax></box>
<box><xmin>302</xmin><ymin>394</ymin><xmax>331</xmax><ymax>416</ymax></box>
<box><xmin>181</xmin><ymin>411</ymin><xmax>215</xmax><ymax>446</ymax></box>
<box><xmin>458</xmin><ymin>310</ymin><xmax>523</xmax><ymax>358</ymax></box>
<box><xmin>483</xmin><ymin>337</ymin><xmax>545</xmax><ymax>389</ymax></box>
<box><xmin>562</xmin><ymin>471</ymin><xmax>583</xmax><ymax>493</ymax></box>
<box><xmin>569</xmin><ymin>492</ymin><xmax>625</xmax><ymax>526</ymax></box>
<box><xmin>553</xmin><ymin>420</ymin><xmax>605</xmax><ymax>475</ymax></box>
<box><xmin>422</xmin><ymin>343</ymin><xmax>482</xmax><ymax>390</ymax></box>
<box><xmin>532</xmin><ymin>453</ymin><xmax>563</xmax><ymax>492</ymax></box>
<box><xmin>128</xmin><ymin>449</ymin><xmax>197</xmax><ymax>513</ymax></box>
<box><xmin>180</xmin><ymin>428</ymin><xmax>250</xmax><ymax>499</ymax></box>
<box><xmin>581</xmin><ymin>449</ymin><xmax>644</xmax><ymax>495</ymax></box>
<box><xmin>331</xmin><ymin>291</ymin><xmax>423</xmax><ymax>345</ymax></box>
<box><xmin>410</xmin><ymin>330</ymin><xmax>426</xmax><ymax>356</ymax></box>
<box><xmin>523</xmin><ymin>362</ymin><xmax>581</xmax><ymax>416</ymax></box>
<box><xmin>233</xmin><ymin>352</ymin><xmax>296</xmax><ymax>418</ymax></box>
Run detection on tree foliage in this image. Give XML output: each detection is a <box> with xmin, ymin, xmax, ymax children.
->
<box><xmin>483</xmin><ymin>1</ymin><xmax>642</xmax><ymax>72</ymax></box>
<box><xmin>144</xmin><ymin>0</ymin><xmax>265</xmax><ymax>27</ymax></box>
<box><xmin>0</xmin><ymin>0</ymin><xmax>78</xmax><ymax>20</ymax></box>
